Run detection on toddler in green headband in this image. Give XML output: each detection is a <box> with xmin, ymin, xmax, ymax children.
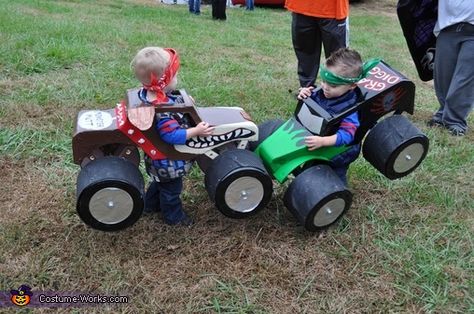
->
<box><xmin>297</xmin><ymin>47</ymin><xmax>379</xmax><ymax>184</ymax></box>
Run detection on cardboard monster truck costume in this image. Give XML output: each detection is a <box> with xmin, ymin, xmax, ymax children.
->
<box><xmin>251</xmin><ymin>61</ymin><xmax>429</xmax><ymax>231</ymax></box>
<box><xmin>72</xmin><ymin>87</ymin><xmax>276</xmax><ymax>231</ymax></box>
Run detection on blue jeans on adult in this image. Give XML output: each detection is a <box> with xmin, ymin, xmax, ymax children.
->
<box><xmin>144</xmin><ymin>178</ymin><xmax>188</xmax><ymax>225</ymax></box>
<box><xmin>189</xmin><ymin>0</ymin><xmax>201</xmax><ymax>14</ymax></box>
<box><xmin>246</xmin><ymin>0</ymin><xmax>254</xmax><ymax>10</ymax></box>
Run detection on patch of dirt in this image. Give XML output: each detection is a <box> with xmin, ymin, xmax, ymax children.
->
<box><xmin>0</xmin><ymin>158</ymin><xmax>73</xmax><ymax>226</ymax></box>
<box><xmin>351</xmin><ymin>0</ymin><xmax>398</xmax><ymax>17</ymax></box>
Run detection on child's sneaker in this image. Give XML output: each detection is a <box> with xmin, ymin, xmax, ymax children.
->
<box><xmin>165</xmin><ymin>214</ymin><xmax>194</xmax><ymax>227</ymax></box>
<box><xmin>143</xmin><ymin>206</ymin><xmax>160</xmax><ymax>214</ymax></box>
<box><xmin>176</xmin><ymin>216</ymin><xmax>194</xmax><ymax>227</ymax></box>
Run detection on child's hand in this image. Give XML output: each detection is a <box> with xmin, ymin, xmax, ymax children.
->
<box><xmin>195</xmin><ymin>122</ymin><xmax>214</xmax><ymax>136</ymax></box>
<box><xmin>187</xmin><ymin>121</ymin><xmax>214</xmax><ymax>139</ymax></box>
<box><xmin>297</xmin><ymin>86</ymin><xmax>314</xmax><ymax>100</ymax></box>
<box><xmin>305</xmin><ymin>135</ymin><xmax>325</xmax><ymax>150</ymax></box>
<box><xmin>305</xmin><ymin>134</ymin><xmax>337</xmax><ymax>150</ymax></box>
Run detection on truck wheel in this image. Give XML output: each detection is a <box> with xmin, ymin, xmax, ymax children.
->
<box><xmin>205</xmin><ymin>149</ymin><xmax>273</xmax><ymax>218</ymax></box>
<box><xmin>363</xmin><ymin>115</ymin><xmax>429</xmax><ymax>180</ymax></box>
<box><xmin>195</xmin><ymin>142</ymin><xmax>235</xmax><ymax>173</ymax></box>
<box><xmin>76</xmin><ymin>156</ymin><xmax>144</xmax><ymax>231</ymax></box>
<box><xmin>248</xmin><ymin>119</ymin><xmax>284</xmax><ymax>151</ymax></box>
<box><xmin>284</xmin><ymin>165</ymin><xmax>352</xmax><ymax>231</ymax></box>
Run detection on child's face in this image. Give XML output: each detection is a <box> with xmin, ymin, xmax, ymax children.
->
<box><xmin>320</xmin><ymin>65</ymin><xmax>356</xmax><ymax>99</ymax></box>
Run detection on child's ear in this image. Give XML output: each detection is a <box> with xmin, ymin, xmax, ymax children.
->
<box><xmin>164</xmin><ymin>76</ymin><xmax>178</xmax><ymax>92</ymax></box>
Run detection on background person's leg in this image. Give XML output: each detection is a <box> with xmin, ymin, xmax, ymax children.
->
<box><xmin>320</xmin><ymin>18</ymin><xmax>347</xmax><ymax>59</ymax></box>
<box><xmin>291</xmin><ymin>13</ymin><xmax>322</xmax><ymax>87</ymax></box>
<box><xmin>211</xmin><ymin>0</ymin><xmax>218</xmax><ymax>19</ymax></box>
<box><xmin>441</xmin><ymin>29</ymin><xmax>474</xmax><ymax>134</ymax></box>
<box><xmin>195</xmin><ymin>0</ymin><xmax>201</xmax><ymax>15</ymax></box>
<box><xmin>219</xmin><ymin>0</ymin><xmax>227</xmax><ymax>20</ymax></box>
<box><xmin>433</xmin><ymin>27</ymin><xmax>459</xmax><ymax>123</ymax></box>
<box><xmin>245</xmin><ymin>0</ymin><xmax>254</xmax><ymax>10</ymax></box>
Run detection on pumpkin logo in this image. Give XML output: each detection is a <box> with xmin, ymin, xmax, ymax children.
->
<box><xmin>10</xmin><ymin>285</ymin><xmax>33</xmax><ymax>306</ymax></box>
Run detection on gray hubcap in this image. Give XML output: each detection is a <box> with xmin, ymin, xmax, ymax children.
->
<box><xmin>89</xmin><ymin>187</ymin><xmax>134</xmax><ymax>224</ymax></box>
<box><xmin>313</xmin><ymin>198</ymin><xmax>346</xmax><ymax>227</ymax></box>
<box><xmin>224</xmin><ymin>177</ymin><xmax>264</xmax><ymax>213</ymax></box>
<box><xmin>393</xmin><ymin>142</ymin><xmax>425</xmax><ymax>173</ymax></box>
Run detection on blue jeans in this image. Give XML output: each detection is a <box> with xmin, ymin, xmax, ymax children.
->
<box><xmin>144</xmin><ymin>178</ymin><xmax>188</xmax><ymax>225</ymax></box>
<box><xmin>329</xmin><ymin>143</ymin><xmax>361</xmax><ymax>185</ymax></box>
<box><xmin>246</xmin><ymin>0</ymin><xmax>254</xmax><ymax>10</ymax></box>
<box><xmin>189</xmin><ymin>0</ymin><xmax>201</xmax><ymax>14</ymax></box>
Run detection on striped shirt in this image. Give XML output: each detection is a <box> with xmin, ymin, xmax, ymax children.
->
<box><xmin>138</xmin><ymin>88</ymin><xmax>193</xmax><ymax>181</ymax></box>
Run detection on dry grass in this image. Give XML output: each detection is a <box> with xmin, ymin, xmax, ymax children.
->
<box><xmin>1</xmin><ymin>156</ymin><xmax>399</xmax><ymax>313</ymax></box>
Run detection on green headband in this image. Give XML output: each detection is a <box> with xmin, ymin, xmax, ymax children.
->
<box><xmin>320</xmin><ymin>58</ymin><xmax>381</xmax><ymax>85</ymax></box>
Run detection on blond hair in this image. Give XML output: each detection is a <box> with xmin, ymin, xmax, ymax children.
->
<box><xmin>131</xmin><ymin>47</ymin><xmax>170</xmax><ymax>85</ymax></box>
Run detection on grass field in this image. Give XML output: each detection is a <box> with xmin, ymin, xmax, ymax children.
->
<box><xmin>0</xmin><ymin>0</ymin><xmax>473</xmax><ymax>312</ymax></box>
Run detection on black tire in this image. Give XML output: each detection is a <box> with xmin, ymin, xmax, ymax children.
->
<box><xmin>76</xmin><ymin>156</ymin><xmax>144</xmax><ymax>231</ymax></box>
<box><xmin>205</xmin><ymin>149</ymin><xmax>273</xmax><ymax>218</ymax></box>
<box><xmin>284</xmin><ymin>165</ymin><xmax>352</xmax><ymax>232</ymax></box>
<box><xmin>363</xmin><ymin>115</ymin><xmax>429</xmax><ymax>180</ymax></box>
<box><xmin>195</xmin><ymin>142</ymin><xmax>236</xmax><ymax>173</ymax></box>
<box><xmin>248</xmin><ymin>119</ymin><xmax>284</xmax><ymax>151</ymax></box>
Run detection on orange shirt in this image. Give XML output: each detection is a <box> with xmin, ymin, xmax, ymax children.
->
<box><xmin>285</xmin><ymin>0</ymin><xmax>349</xmax><ymax>20</ymax></box>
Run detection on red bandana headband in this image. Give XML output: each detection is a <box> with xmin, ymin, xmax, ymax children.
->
<box><xmin>143</xmin><ymin>48</ymin><xmax>180</xmax><ymax>104</ymax></box>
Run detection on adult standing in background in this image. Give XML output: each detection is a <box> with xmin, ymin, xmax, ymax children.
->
<box><xmin>188</xmin><ymin>0</ymin><xmax>201</xmax><ymax>15</ymax></box>
<box><xmin>212</xmin><ymin>0</ymin><xmax>227</xmax><ymax>20</ymax></box>
<box><xmin>427</xmin><ymin>0</ymin><xmax>474</xmax><ymax>136</ymax></box>
<box><xmin>285</xmin><ymin>0</ymin><xmax>349</xmax><ymax>88</ymax></box>
<box><xmin>246</xmin><ymin>0</ymin><xmax>254</xmax><ymax>11</ymax></box>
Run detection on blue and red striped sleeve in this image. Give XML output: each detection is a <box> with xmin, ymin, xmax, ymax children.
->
<box><xmin>335</xmin><ymin>112</ymin><xmax>359</xmax><ymax>146</ymax></box>
<box><xmin>156</xmin><ymin>116</ymin><xmax>187</xmax><ymax>145</ymax></box>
